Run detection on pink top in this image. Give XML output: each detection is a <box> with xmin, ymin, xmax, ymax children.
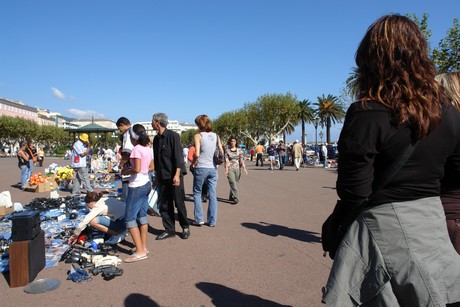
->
<box><xmin>129</xmin><ymin>145</ymin><xmax>153</xmax><ymax>188</ymax></box>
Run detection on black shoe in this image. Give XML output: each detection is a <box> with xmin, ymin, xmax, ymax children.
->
<box><xmin>190</xmin><ymin>220</ymin><xmax>204</xmax><ymax>227</ymax></box>
<box><xmin>232</xmin><ymin>199</ymin><xmax>239</xmax><ymax>205</ymax></box>
<box><xmin>180</xmin><ymin>228</ymin><xmax>190</xmax><ymax>239</ymax></box>
<box><xmin>156</xmin><ymin>231</ymin><xmax>175</xmax><ymax>240</ymax></box>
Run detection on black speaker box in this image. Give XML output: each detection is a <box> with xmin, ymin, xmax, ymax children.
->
<box><xmin>11</xmin><ymin>210</ymin><xmax>41</xmax><ymax>241</ymax></box>
<box><xmin>9</xmin><ymin>230</ymin><xmax>46</xmax><ymax>287</ymax></box>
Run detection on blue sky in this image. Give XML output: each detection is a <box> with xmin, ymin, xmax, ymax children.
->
<box><xmin>1</xmin><ymin>1</ymin><xmax>458</xmax><ymax>142</ymax></box>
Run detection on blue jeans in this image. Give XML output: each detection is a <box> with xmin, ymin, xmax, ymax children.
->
<box><xmin>19</xmin><ymin>165</ymin><xmax>29</xmax><ymax>188</ymax></box>
<box><xmin>96</xmin><ymin>216</ymin><xmax>125</xmax><ymax>232</ymax></box>
<box><xmin>279</xmin><ymin>155</ymin><xmax>286</xmax><ymax>170</ymax></box>
<box><xmin>28</xmin><ymin>160</ymin><xmax>34</xmax><ymax>178</ymax></box>
<box><xmin>193</xmin><ymin>168</ymin><xmax>218</xmax><ymax>225</ymax></box>
<box><xmin>125</xmin><ymin>181</ymin><xmax>151</xmax><ymax>229</ymax></box>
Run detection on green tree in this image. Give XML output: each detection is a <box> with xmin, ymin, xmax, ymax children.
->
<box><xmin>297</xmin><ymin>99</ymin><xmax>315</xmax><ymax>145</ymax></box>
<box><xmin>432</xmin><ymin>18</ymin><xmax>460</xmax><ymax>73</ymax></box>
<box><xmin>407</xmin><ymin>13</ymin><xmax>432</xmax><ymax>50</ymax></box>
<box><xmin>180</xmin><ymin>128</ymin><xmax>197</xmax><ymax>146</ymax></box>
<box><xmin>214</xmin><ymin>109</ymin><xmax>258</xmax><ymax>145</ymax></box>
<box><xmin>250</xmin><ymin>92</ymin><xmax>300</xmax><ymax>143</ymax></box>
<box><xmin>344</xmin><ymin>67</ymin><xmax>359</xmax><ymax>101</ymax></box>
<box><xmin>315</xmin><ymin>94</ymin><xmax>346</xmax><ymax>144</ymax></box>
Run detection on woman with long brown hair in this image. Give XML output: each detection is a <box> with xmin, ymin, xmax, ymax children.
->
<box><xmin>322</xmin><ymin>15</ymin><xmax>460</xmax><ymax>306</ymax></box>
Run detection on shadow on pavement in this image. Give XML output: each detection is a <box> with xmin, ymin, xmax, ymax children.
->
<box><xmin>196</xmin><ymin>282</ymin><xmax>289</xmax><ymax>307</ymax></box>
<box><xmin>124</xmin><ymin>293</ymin><xmax>159</xmax><ymax>306</ymax></box>
<box><xmin>241</xmin><ymin>221</ymin><xmax>321</xmax><ymax>243</ymax></box>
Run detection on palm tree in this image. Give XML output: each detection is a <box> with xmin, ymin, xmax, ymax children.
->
<box><xmin>315</xmin><ymin>94</ymin><xmax>346</xmax><ymax>143</ymax></box>
<box><xmin>345</xmin><ymin>67</ymin><xmax>359</xmax><ymax>100</ymax></box>
<box><xmin>297</xmin><ymin>99</ymin><xmax>315</xmax><ymax>145</ymax></box>
<box><xmin>282</xmin><ymin>121</ymin><xmax>296</xmax><ymax>143</ymax></box>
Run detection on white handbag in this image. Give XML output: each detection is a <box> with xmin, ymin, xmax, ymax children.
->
<box><xmin>148</xmin><ymin>184</ymin><xmax>160</xmax><ymax>216</ymax></box>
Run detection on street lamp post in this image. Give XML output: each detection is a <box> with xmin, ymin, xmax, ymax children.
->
<box><xmin>314</xmin><ymin>118</ymin><xmax>319</xmax><ymax>146</ymax></box>
<box><xmin>319</xmin><ymin>131</ymin><xmax>324</xmax><ymax>144</ymax></box>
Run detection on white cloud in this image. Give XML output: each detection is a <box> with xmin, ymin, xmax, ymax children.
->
<box><xmin>51</xmin><ymin>87</ymin><xmax>66</xmax><ymax>100</ymax></box>
<box><xmin>67</xmin><ymin>108</ymin><xmax>105</xmax><ymax>119</ymax></box>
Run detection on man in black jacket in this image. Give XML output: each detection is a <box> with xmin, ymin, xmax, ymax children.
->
<box><xmin>152</xmin><ymin>113</ymin><xmax>190</xmax><ymax>240</ymax></box>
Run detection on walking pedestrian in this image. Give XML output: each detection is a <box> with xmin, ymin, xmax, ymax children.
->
<box><xmin>292</xmin><ymin>140</ymin><xmax>302</xmax><ymax>171</ymax></box>
<box><xmin>224</xmin><ymin>136</ymin><xmax>248</xmax><ymax>204</ymax></box>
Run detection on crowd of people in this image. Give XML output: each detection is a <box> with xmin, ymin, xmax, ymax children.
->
<box><xmin>251</xmin><ymin>139</ymin><xmax>331</xmax><ymax>170</ymax></box>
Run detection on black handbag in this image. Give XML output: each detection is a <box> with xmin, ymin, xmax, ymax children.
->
<box><xmin>213</xmin><ymin>135</ymin><xmax>225</xmax><ymax>165</ymax></box>
<box><xmin>321</xmin><ymin>140</ymin><xmax>417</xmax><ymax>259</ymax></box>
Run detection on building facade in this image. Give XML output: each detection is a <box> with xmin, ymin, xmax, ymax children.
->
<box><xmin>0</xmin><ymin>98</ymin><xmax>39</xmax><ymax>122</ymax></box>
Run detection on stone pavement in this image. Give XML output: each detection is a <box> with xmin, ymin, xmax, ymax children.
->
<box><xmin>0</xmin><ymin>157</ymin><xmax>337</xmax><ymax>306</ymax></box>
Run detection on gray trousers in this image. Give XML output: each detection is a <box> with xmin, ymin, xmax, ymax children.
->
<box><xmin>72</xmin><ymin>167</ymin><xmax>94</xmax><ymax>195</ymax></box>
<box><xmin>227</xmin><ymin>168</ymin><xmax>241</xmax><ymax>201</ymax></box>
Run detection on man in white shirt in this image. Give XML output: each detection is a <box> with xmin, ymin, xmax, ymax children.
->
<box><xmin>71</xmin><ymin>133</ymin><xmax>94</xmax><ymax>195</ymax></box>
<box><xmin>321</xmin><ymin>143</ymin><xmax>329</xmax><ymax>168</ymax></box>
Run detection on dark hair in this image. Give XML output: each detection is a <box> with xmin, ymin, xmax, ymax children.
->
<box><xmin>227</xmin><ymin>135</ymin><xmax>237</xmax><ymax>145</ymax></box>
<box><xmin>195</xmin><ymin>114</ymin><xmax>213</xmax><ymax>132</ymax></box>
<box><xmin>356</xmin><ymin>14</ymin><xmax>446</xmax><ymax>138</ymax></box>
<box><xmin>132</xmin><ymin>124</ymin><xmax>150</xmax><ymax>146</ymax></box>
<box><xmin>19</xmin><ymin>141</ymin><xmax>27</xmax><ymax>147</ymax></box>
<box><xmin>116</xmin><ymin>117</ymin><xmax>131</xmax><ymax>127</ymax></box>
<box><xmin>85</xmin><ymin>191</ymin><xmax>103</xmax><ymax>204</ymax></box>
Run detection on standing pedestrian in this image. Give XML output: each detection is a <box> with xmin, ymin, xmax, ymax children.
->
<box><xmin>37</xmin><ymin>147</ymin><xmax>45</xmax><ymax>167</ymax></box>
<box><xmin>191</xmin><ymin>114</ymin><xmax>223</xmax><ymax>227</ymax></box>
<box><xmin>152</xmin><ymin>113</ymin><xmax>190</xmax><ymax>240</ymax></box>
<box><xmin>277</xmin><ymin>140</ymin><xmax>286</xmax><ymax>170</ymax></box>
<box><xmin>71</xmin><ymin>134</ymin><xmax>94</xmax><ymax>195</ymax></box>
<box><xmin>255</xmin><ymin>143</ymin><xmax>265</xmax><ymax>167</ymax></box>
<box><xmin>321</xmin><ymin>143</ymin><xmax>328</xmax><ymax>168</ymax></box>
<box><xmin>25</xmin><ymin>140</ymin><xmax>37</xmax><ymax>177</ymax></box>
<box><xmin>17</xmin><ymin>141</ymin><xmax>30</xmax><ymax>190</ymax></box>
<box><xmin>437</xmin><ymin>71</ymin><xmax>460</xmax><ymax>254</ymax></box>
<box><xmin>322</xmin><ymin>15</ymin><xmax>460</xmax><ymax>306</ymax></box>
<box><xmin>122</xmin><ymin>124</ymin><xmax>153</xmax><ymax>262</ymax></box>
<box><xmin>116</xmin><ymin>117</ymin><xmax>134</xmax><ymax>201</ymax></box>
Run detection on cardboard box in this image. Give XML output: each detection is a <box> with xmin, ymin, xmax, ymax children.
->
<box><xmin>24</xmin><ymin>182</ymin><xmax>38</xmax><ymax>192</ymax></box>
<box><xmin>24</xmin><ymin>182</ymin><xmax>51</xmax><ymax>193</ymax></box>
<box><xmin>36</xmin><ymin>182</ymin><xmax>50</xmax><ymax>193</ymax></box>
<box><xmin>0</xmin><ymin>206</ymin><xmax>14</xmax><ymax>216</ymax></box>
<box><xmin>46</xmin><ymin>173</ymin><xmax>56</xmax><ymax>182</ymax></box>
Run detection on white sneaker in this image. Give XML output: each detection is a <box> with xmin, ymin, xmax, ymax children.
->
<box><xmin>106</xmin><ymin>230</ymin><xmax>128</xmax><ymax>245</ymax></box>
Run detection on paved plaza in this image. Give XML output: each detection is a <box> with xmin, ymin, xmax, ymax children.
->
<box><xmin>0</xmin><ymin>157</ymin><xmax>337</xmax><ymax>306</ymax></box>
